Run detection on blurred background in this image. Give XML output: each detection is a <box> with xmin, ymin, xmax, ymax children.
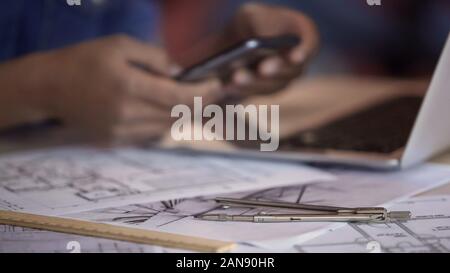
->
<box><xmin>1</xmin><ymin>0</ymin><xmax>450</xmax><ymax>149</ymax></box>
<box><xmin>2</xmin><ymin>0</ymin><xmax>449</xmax><ymax>78</ymax></box>
<box><xmin>165</xmin><ymin>0</ymin><xmax>450</xmax><ymax>77</ymax></box>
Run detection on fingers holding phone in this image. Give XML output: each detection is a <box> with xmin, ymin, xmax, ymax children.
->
<box><xmin>230</xmin><ymin>3</ymin><xmax>319</xmax><ymax>95</ymax></box>
<box><xmin>176</xmin><ymin>3</ymin><xmax>320</xmax><ymax>97</ymax></box>
<box><xmin>235</xmin><ymin>3</ymin><xmax>319</xmax><ymax>65</ymax></box>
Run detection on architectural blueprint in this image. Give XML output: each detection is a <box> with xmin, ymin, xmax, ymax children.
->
<box><xmin>295</xmin><ymin>195</ymin><xmax>450</xmax><ymax>253</ymax></box>
<box><xmin>0</xmin><ymin>147</ymin><xmax>332</xmax><ymax>215</ymax></box>
<box><xmin>68</xmin><ymin>163</ymin><xmax>450</xmax><ymax>242</ymax></box>
<box><xmin>2</xmin><ymin>146</ymin><xmax>450</xmax><ymax>252</ymax></box>
<box><xmin>3</xmin><ymin>194</ymin><xmax>450</xmax><ymax>253</ymax></box>
<box><xmin>0</xmin><ymin>225</ymin><xmax>168</xmax><ymax>253</ymax></box>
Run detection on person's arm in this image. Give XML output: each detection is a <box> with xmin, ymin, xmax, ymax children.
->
<box><xmin>0</xmin><ymin>53</ymin><xmax>50</xmax><ymax>129</ymax></box>
<box><xmin>0</xmin><ymin>35</ymin><xmax>223</xmax><ymax>142</ymax></box>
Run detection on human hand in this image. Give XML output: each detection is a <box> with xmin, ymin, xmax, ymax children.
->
<box><xmin>39</xmin><ymin>35</ymin><xmax>223</xmax><ymax>143</ymax></box>
<box><xmin>226</xmin><ymin>3</ymin><xmax>320</xmax><ymax>96</ymax></box>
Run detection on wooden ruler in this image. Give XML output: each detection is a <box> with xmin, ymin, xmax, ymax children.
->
<box><xmin>0</xmin><ymin>210</ymin><xmax>236</xmax><ymax>253</ymax></box>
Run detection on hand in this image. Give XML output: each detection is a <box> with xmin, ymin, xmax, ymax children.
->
<box><xmin>227</xmin><ymin>3</ymin><xmax>320</xmax><ymax>96</ymax></box>
<box><xmin>19</xmin><ymin>35</ymin><xmax>223</xmax><ymax>143</ymax></box>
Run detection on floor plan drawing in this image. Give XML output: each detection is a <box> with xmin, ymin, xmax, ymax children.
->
<box><xmin>70</xmin><ymin>186</ymin><xmax>316</xmax><ymax>228</ymax></box>
<box><xmin>295</xmin><ymin>196</ymin><xmax>450</xmax><ymax>253</ymax></box>
<box><xmin>3</xmin><ymin>196</ymin><xmax>450</xmax><ymax>253</ymax></box>
<box><xmin>68</xmin><ymin>164</ymin><xmax>450</xmax><ymax>242</ymax></box>
<box><xmin>3</xmin><ymin>146</ymin><xmax>450</xmax><ymax>249</ymax></box>
<box><xmin>0</xmin><ymin>224</ymin><xmax>167</xmax><ymax>253</ymax></box>
<box><xmin>0</xmin><ymin>147</ymin><xmax>332</xmax><ymax>215</ymax></box>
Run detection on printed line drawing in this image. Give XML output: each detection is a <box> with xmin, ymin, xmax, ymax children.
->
<box><xmin>294</xmin><ymin>197</ymin><xmax>450</xmax><ymax>253</ymax></box>
<box><xmin>0</xmin><ymin>147</ymin><xmax>328</xmax><ymax>214</ymax></box>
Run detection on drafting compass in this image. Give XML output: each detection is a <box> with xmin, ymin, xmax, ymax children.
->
<box><xmin>196</xmin><ymin>198</ymin><xmax>411</xmax><ymax>223</ymax></box>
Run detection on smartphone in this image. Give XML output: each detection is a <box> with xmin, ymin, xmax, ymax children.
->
<box><xmin>176</xmin><ymin>34</ymin><xmax>300</xmax><ymax>82</ymax></box>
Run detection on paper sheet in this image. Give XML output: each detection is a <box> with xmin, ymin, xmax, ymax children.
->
<box><xmin>4</xmin><ymin>194</ymin><xmax>450</xmax><ymax>253</ymax></box>
<box><xmin>0</xmin><ymin>147</ymin><xmax>332</xmax><ymax>215</ymax></box>
<box><xmin>0</xmin><ymin>225</ymin><xmax>168</xmax><ymax>253</ymax></box>
<box><xmin>293</xmin><ymin>195</ymin><xmax>450</xmax><ymax>253</ymax></box>
<box><xmin>2</xmin><ymin>163</ymin><xmax>450</xmax><ymax>252</ymax></box>
<box><xmin>68</xmin><ymin>163</ymin><xmax>450</xmax><ymax>243</ymax></box>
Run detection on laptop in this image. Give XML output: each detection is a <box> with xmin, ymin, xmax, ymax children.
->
<box><xmin>166</xmin><ymin>34</ymin><xmax>450</xmax><ymax>170</ymax></box>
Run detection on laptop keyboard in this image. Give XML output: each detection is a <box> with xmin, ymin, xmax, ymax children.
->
<box><xmin>279</xmin><ymin>96</ymin><xmax>423</xmax><ymax>154</ymax></box>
